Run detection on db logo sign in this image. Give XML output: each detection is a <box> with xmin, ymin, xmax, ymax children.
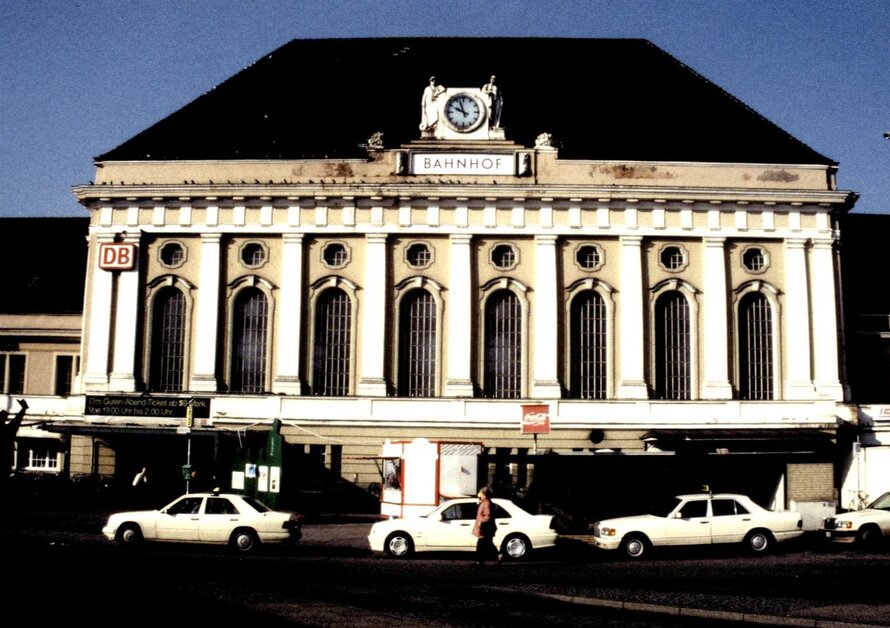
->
<box><xmin>99</xmin><ymin>243</ymin><xmax>137</xmax><ymax>271</ymax></box>
<box><xmin>521</xmin><ymin>404</ymin><xmax>550</xmax><ymax>434</ymax></box>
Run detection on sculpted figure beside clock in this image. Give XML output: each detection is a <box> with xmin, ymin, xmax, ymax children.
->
<box><xmin>481</xmin><ymin>75</ymin><xmax>503</xmax><ymax>129</ymax></box>
<box><xmin>420</xmin><ymin>76</ymin><xmax>446</xmax><ymax>132</ymax></box>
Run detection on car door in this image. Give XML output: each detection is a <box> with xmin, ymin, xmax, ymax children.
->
<box><xmin>709</xmin><ymin>498</ymin><xmax>750</xmax><ymax>544</ymax></box>
<box><xmin>661</xmin><ymin>498</ymin><xmax>711</xmax><ymax>546</ymax></box>
<box><xmin>199</xmin><ymin>496</ymin><xmax>243</xmax><ymax>543</ymax></box>
<box><xmin>155</xmin><ymin>496</ymin><xmax>204</xmax><ymax>541</ymax></box>
<box><xmin>424</xmin><ymin>502</ymin><xmax>477</xmax><ymax>550</ymax></box>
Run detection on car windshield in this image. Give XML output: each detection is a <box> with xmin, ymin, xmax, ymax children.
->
<box><xmin>240</xmin><ymin>496</ymin><xmax>272</xmax><ymax>513</ymax></box>
<box><xmin>868</xmin><ymin>492</ymin><xmax>890</xmax><ymax>511</ymax></box>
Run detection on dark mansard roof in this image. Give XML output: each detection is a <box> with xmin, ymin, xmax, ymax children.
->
<box><xmin>97</xmin><ymin>37</ymin><xmax>834</xmax><ymax>166</ymax></box>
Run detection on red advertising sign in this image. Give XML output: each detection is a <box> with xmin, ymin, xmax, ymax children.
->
<box><xmin>521</xmin><ymin>404</ymin><xmax>550</xmax><ymax>434</ymax></box>
<box><xmin>99</xmin><ymin>243</ymin><xmax>137</xmax><ymax>270</ymax></box>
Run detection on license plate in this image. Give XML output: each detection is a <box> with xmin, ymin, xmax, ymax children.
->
<box><xmin>824</xmin><ymin>531</ymin><xmax>831</xmax><ymax>538</ymax></box>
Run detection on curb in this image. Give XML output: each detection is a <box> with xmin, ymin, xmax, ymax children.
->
<box><xmin>527</xmin><ymin>592</ymin><xmax>888</xmax><ymax>628</ymax></box>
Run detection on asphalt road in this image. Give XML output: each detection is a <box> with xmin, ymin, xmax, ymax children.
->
<box><xmin>2</xmin><ymin>509</ymin><xmax>889</xmax><ymax>627</ymax></box>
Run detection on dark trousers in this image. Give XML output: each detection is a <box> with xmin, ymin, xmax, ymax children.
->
<box><xmin>475</xmin><ymin>535</ymin><xmax>498</xmax><ymax>563</ymax></box>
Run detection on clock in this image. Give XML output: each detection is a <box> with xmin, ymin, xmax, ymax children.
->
<box><xmin>443</xmin><ymin>92</ymin><xmax>484</xmax><ymax>132</ymax></box>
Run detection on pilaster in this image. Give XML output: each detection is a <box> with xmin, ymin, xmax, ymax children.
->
<box><xmin>357</xmin><ymin>233</ymin><xmax>389</xmax><ymax>396</ymax></box>
<box><xmin>617</xmin><ymin>235</ymin><xmax>648</xmax><ymax>398</ymax></box>
<box><xmin>189</xmin><ymin>233</ymin><xmax>222</xmax><ymax>391</ymax></box>
<box><xmin>273</xmin><ymin>233</ymin><xmax>305</xmax><ymax>395</ymax></box>
<box><xmin>531</xmin><ymin>234</ymin><xmax>561</xmax><ymax>398</ymax></box>
<box><xmin>445</xmin><ymin>234</ymin><xmax>475</xmax><ymax>396</ymax></box>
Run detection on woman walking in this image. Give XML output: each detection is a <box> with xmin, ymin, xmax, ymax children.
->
<box><xmin>472</xmin><ymin>486</ymin><xmax>499</xmax><ymax>565</ymax></box>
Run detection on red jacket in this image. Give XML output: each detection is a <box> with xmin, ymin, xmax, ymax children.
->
<box><xmin>472</xmin><ymin>498</ymin><xmax>494</xmax><ymax>538</ymax></box>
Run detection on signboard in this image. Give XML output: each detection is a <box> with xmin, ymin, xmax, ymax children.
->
<box><xmin>410</xmin><ymin>152</ymin><xmax>515</xmax><ymax>176</ymax></box>
<box><xmin>85</xmin><ymin>395</ymin><xmax>210</xmax><ymax>419</ymax></box>
<box><xmin>98</xmin><ymin>243</ymin><xmax>137</xmax><ymax>270</ymax></box>
<box><xmin>521</xmin><ymin>404</ymin><xmax>550</xmax><ymax>434</ymax></box>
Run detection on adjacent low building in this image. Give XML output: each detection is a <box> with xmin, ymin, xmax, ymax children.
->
<box><xmin>3</xmin><ymin>38</ymin><xmax>874</xmax><ymax>522</ymax></box>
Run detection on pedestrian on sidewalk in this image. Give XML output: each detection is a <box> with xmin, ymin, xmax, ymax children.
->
<box><xmin>472</xmin><ymin>486</ymin><xmax>499</xmax><ymax>566</ymax></box>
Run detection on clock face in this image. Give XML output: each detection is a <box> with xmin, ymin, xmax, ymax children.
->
<box><xmin>444</xmin><ymin>93</ymin><xmax>483</xmax><ymax>132</ymax></box>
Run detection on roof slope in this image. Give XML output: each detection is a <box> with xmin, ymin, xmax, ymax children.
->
<box><xmin>0</xmin><ymin>218</ymin><xmax>88</xmax><ymax>314</ymax></box>
<box><xmin>98</xmin><ymin>38</ymin><xmax>833</xmax><ymax>166</ymax></box>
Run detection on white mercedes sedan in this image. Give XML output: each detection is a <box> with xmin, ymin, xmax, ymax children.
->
<box><xmin>368</xmin><ymin>497</ymin><xmax>558</xmax><ymax>560</ymax></box>
<box><xmin>102</xmin><ymin>491</ymin><xmax>302</xmax><ymax>553</ymax></box>
<box><xmin>591</xmin><ymin>492</ymin><xmax>803</xmax><ymax>559</ymax></box>
<box><xmin>821</xmin><ymin>491</ymin><xmax>890</xmax><ymax>548</ymax></box>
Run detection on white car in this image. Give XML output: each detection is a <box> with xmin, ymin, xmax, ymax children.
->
<box><xmin>820</xmin><ymin>491</ymin><xmax>890</xmax><ymax>548</ymax></box>
<box><xmin>591</xmin><ymin>492</ymin><xmax>803</xmax><ymax>559</ymax></box>
<box><xmin>102</xmin><ymin>491</ymin><xmax>302</xmax><ymax>553</ymax></box>
<box><xmin>368</xmin><ymin>497</ymin><xmax>558</xmax><ymax>560</ymax></box>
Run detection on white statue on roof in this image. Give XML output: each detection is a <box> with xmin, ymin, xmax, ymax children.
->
<box><xmin>419</xmin><ymin>76</ymin><xmax>446</xmax><ymax>133</ymax></box>
<box><xmin>481</xmin><ymin>75</ymin><xmax>503</xmax><ymax>129</ymax></box>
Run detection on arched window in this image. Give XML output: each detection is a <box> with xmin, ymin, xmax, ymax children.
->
<box><xmin>738</xmin><ymin>292</ymin><xmax>774</xmax><ymax>400</ymax></box>
<box><xmin>231</xmin><ymin>288</ymin><xmax>268</xmax><ymax>393</ymax></box>
<box><xmin>149</xmin><ymin>287</ymin><xmax>186</xmax><ymax>392</ymax></box>
<box><xmin>398</xmin><ymin>289</ymin><xmax>437</xmax><ymax>397</ymax></box>
<box><xmin>484</xmin><ymin>289</ymin><xmax>522</xmax><ymax>399</ymax></box>
<box><xmin>313</xmin><ymin>288</ymin><xmax>352</xmax><ymax>396</ymax></box>
<box><xmin>655</xmin><ymin>291</ymin><xmax>691</xmax><ymax>400</ymax></box>
<box><xmin>570</xmin><ymin>291</ymin><xmax>607</xmax><ymax>399</ymax></box>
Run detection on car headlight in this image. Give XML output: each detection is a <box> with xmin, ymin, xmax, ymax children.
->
<box><xmin>594</xmin><ymin>524</ymin><xmax>616</xmax><ymax>537</ymax></box>
<box><xmin>835</xmin><ymin>520</ymin><xmax>853</xmax><ymax>530</ymax></box>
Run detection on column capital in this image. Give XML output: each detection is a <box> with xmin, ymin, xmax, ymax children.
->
<box><xmin>450</xmin><ymin>233</ymin><xmax>474</xmax><ymax>245</ymax></box>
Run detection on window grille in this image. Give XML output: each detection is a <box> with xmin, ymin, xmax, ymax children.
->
<box><xmin>739</xmin><ymin>292</ymin><xmax>774</xmax><ymax>400</ymax></box>
<box><xmin>660</xmin><ymin>246</ymin><xmax>686</xmax><ymax>271</ymax></box>
<box><xmin>231</xmin><ymin>288</ymin><xmax>268</xmax><ymax>393</ymax></box>
<box><xmin>160</xmin><ymin>242</ymin><xmax>185</xmax><ymax>266</ymax></box>
<box><xmin>484</xmin><ymin>290</ymin><xmax>522</xmax><ymax>398</ymax></box>
<box><xmin>742</xmin><ymin>247</ymin><xmax>767</xmax><ymax>272</ymax></box>
<box><xmin>655</xmin><ymin>291</ymin><xmax>691</xmax><ymax>400</ymax></box>
<box><xmin>576</xmin><ymin>245</ymin><xmax>601</xmax><ymax>270</ymax></box>
<box><xmin>570</xmin><ymin>291</ymin><xmax>607</xmax><ymax>399</ymax></box>
<box><xmin>406</xmin><ymin>243</ymin><xmax>432</xmax><ymax>268</ymax></box>
<box><xmin>313</xmin><ymin>288</ymin><xmax>352</xmax><ymax>395</ymax></box>
<box><xmin>150</xmin><ymin>288</ymin><xmax>186</xmax><ymax>392</ymax></box>
<box><xmin>323</xmin><ymin>243</ymin><xmax>349</xmax><ymax>268</ymax></box>
<box><xmin>241</xmin><ymin>243</ymin><xmax>266</xmax><ymax>267</ymax></box>
<box><xmin>491</xmin><ymin>244</ymin><xmax>517</xmax><ymax>270</ymax></box>
<box><xmin>26</xmin><ymin>443</ymin><xmax>60</xmax><ymax>471</ymax></box>
<box><xmin>398</xmin><ymin>289</ymin><xmax>437</xmax><ymax>396</ymax></box>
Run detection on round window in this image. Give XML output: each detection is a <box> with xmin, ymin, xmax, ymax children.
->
<box><xmin>160</xmin><ymin>242</ymin><xmax>185</xmax><ymax>267</ymax></box>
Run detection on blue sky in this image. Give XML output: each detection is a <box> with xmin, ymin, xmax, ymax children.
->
<box><xmin>1</xmin><ymin>0</ymin><xmax>888</xmax><ymax>217</ymax></box>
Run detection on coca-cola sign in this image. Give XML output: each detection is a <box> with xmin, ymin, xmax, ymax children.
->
<box><xmin>521</xmin><ymin>404</ymin><xmax>550</xmax><ymax>434</ymax></box>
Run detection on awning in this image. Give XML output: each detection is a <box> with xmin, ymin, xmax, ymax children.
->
<box><xmin>39</xmin><ymin>424</ymin><xmax>228</xmax><ymax>439</ymax></box>
<box><xmin>642</xmin><ymin>428</ymin><xmax>837</xmax><ymax>454</ymax></box>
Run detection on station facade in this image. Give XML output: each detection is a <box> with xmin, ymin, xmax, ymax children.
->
<box><xmin>4</xmin><ymin>38</ymin><xmax>875</xmax><ymax>522</ymax></box>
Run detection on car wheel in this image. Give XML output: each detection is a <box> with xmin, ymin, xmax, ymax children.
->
<box><xmin>620</xmin><ymin>534</ymin><xmax>650</xmax><ymax>559</ymax></box>
<box><xmin>501</xmin><ymin>534</ymin><xmax>531</xmax><ymax>560</ymax></box>
<box><xmin>384</xmin><ymin>532</ymin><xmax>414</xmax><ymax>558</ymax></box>
<box><xmin>116</xmin><ymin>523</ymin><xmax>143</xmax><ymax>546</ymax></box>
<box><xmin>856</xmin><ymin>525</ymin><xmax>883</xmax><ymax>549</ymax></box>
<box><xmin>745</xmin><ymin>529</ymin><xmax>773</xmax><ymax>554</ymax></box>
<box><xmin>231</xmin><ymin>529</ymin><xmax>260</xmax><ymax>553</ymax></box>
